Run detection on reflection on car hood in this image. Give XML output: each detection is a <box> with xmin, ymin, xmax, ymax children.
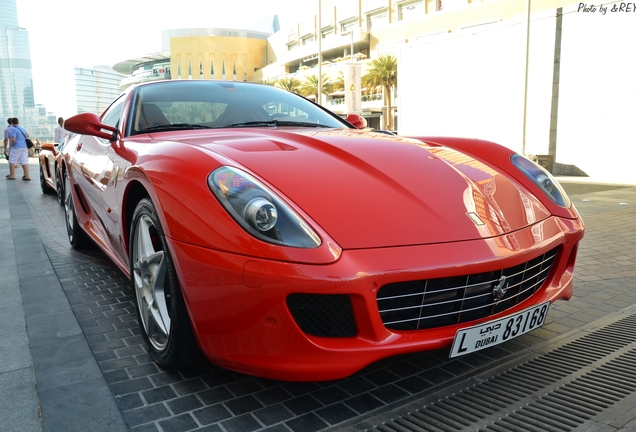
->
<box><xmin>192</xmin><ymin>128</ymin><xmax>551</xmax><ymax>249</ymax></box>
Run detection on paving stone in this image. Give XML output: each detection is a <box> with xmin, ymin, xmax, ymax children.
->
<box><xmin>193</xmin><ymin>404</ymin><xmax>232</xmax><ymax>425</ymax></box>
<box><xmin>344</xmin><ymin>393</ymin><xmax>385</xmax><ymax>414</ymax></box>
<box><xmin>226</xmin><ymin>395</ymin><xmax>265</xmax><ymax>416</ymax></box>
<box><xmin>221</xmin><ymin>413</ymin><xmax>263</xmax><ymax>432</ymax></box>
<box><xmin>109</xmin><ymin>376</ymin><xmax>155</xmax><ymax>396</ymax></box>
<box><xmin>0</xmin><ymin>331</ymin><xmax>32</xmax><ymax>374</ymax></box>
<box><xmin>312</xmin><ymin>386</ymin><xmax>350</xmax><ymax>406</ymax></box>
<box><xmin>158</xmin><ymin>413</ymin><xmax>199</xmax><ymax>432</ymax></box>
<box><xmin>122</xmin><ymin>403</ymin><xmax>170</xmax><ymax>427</ymax></box>
<box><xmin>283</xmin><ymin>394</ymin><xmax>324</xmax><ymax>416</ymax></box>
<box><xmin>24</xmin><ymin>310</ymin><xmax>83</xmax><ymax>348</ymax></box>
<box><xmin>8</xmin><ymin>163</ymin><xmax>636</xmax><ymax>432</ymax></box>
<box><xmin>285</xmin><ymin>412</ymin><xmax>329</xmax><ymax>432</ymax></box>
<box><xmin>315</xmin><ymin>403</ymin><xmax>358</xmax><ymax>425</ymax></box>
<box><xmin>128</xmin><ymin>363</ymin><xmax>161</xmax><ymax>379</ymax></box>
<box><xmin>226</xmin><ymin>377</ymin><xmax>266</xmax><ymax>397</ymax></box>
<box><xmin>39</xmin><ymin>378</ymin><xmax>128</xmax><ymax>432</ymax></box>
<box><xmin>394</xmin><ymin>375</ymin><xmax>434</xmax><ymax>394</ymax></box>
<box><xmin>172</xmin><ymin>377</ymin><xmax>207</xmax><ymax>395</ymax></box>
<box><xmin>0</xmin><ymin>368</ymin><xmax>41</xmax><ymax>432</ymax></box>
<box><xmin>142</xmin><ymin>385</ymin><xmax>178</xmax><ymax>404</ymax></box>
<box><xmin>253</xmin><ymin>404</ymin><xmax>294</xmax><ymax>426</ymax></box>
<box><xmin>370</xmin><ymin>384</ymin><xmax>410</xmax><ymax>404</ymax></box>
<box><xmin>167</xmin><ymin>394</ymin><xmax>203</xmax><ymax>415</ymax></box>
<box><xmin>336</xmin><ymin>376</ymin><xmax>376</xmax><ymax>396</ymax></box>
<box><xmin>254</xmin><ymin>386</ymin><xmax>294</xmax><ymax>406</ymax></box>
<box><xmin>30</xmin><ymin>336</ymin><xmax>102</xmax><ymax>393</ymax></box>
<box><xmin>117</xmin><ymin>393</ymin><xmax>145</xmax><ymax>410</ymax></box>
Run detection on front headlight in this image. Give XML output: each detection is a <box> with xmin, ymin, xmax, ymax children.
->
<box><xmin>208</xmin><ymin>166</ymin><xmax>322</xmax><ymax>248</ymax></box>
<box><xmin>511</xmin><ymin>154</ymin><xmax>571</xmax><ymax>208</ymax></box>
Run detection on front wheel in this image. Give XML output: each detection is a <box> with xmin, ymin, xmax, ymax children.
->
<box><xmin>130</xmin><ymin>198</ymin><xmax>199</xmax><ymax>369</ymax></box>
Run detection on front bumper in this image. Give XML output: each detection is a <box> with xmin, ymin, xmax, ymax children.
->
<box><xmin>168</xmin><ymin>215</ymin><xmax>583</xmax><ymax>381</ymax></box>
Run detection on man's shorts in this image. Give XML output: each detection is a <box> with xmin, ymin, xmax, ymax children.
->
<box><xmin>8</xmin><ymin>147</ymin><xmax>28</xmax><ymax>165</ymax></box>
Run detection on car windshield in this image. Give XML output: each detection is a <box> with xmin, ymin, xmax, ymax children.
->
<box><xmin>129</xmin><ymin>81</ymin><xmax>350</xmax><ymax>135</ymax></box>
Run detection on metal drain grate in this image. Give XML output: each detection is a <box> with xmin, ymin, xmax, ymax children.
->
<box><xmin>482</xmin><ymin>349</ymin><xmax>636</xmax><ymax>431</ymax></box>
<box><xmin>365</xmin><ymin>313</ymin><xmax>636</xmax><ymax>432</ymax></box>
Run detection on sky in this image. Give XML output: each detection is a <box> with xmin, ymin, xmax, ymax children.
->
<box><xmin>16</xmin><ymin>0</ymin><xmax>301</xmax><ymax>117</ymax></box>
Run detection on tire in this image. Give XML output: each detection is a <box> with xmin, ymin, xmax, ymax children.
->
<box><xmin>56</xmin><ymin>165</ymin><xmax>64</xmax><ymax>206</ymax></box>
<box><xmin>40</xmin><ymin>165</ymin><xmax>54</xmax><ymax>195</ymax></box>
<box><xmin>64</xmin><ymin>170</ymin><xmax>90</xmax><ymax>249</ymax></box>
<box><xmin>130</xmin><ymin>198</ymin><xmax>199</xmax><ymax>369</ymax></box>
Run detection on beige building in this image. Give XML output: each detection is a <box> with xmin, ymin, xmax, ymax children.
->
<box><xmin>114</xmin><ymin>27</ymin><xmax>274</xmax><ymax>89</ymax></box>
<box><xmin>169</xmin><ymin>29</ymin><xmax>270</xmax><ymax>82</ymax></box>
<box><xmin>113</xmin><ymin>1</ymin><xmax>635</xmax><ymax>183</ymax></box>
<box><xmin>257</xmin><ymin>0</ymin><xmax>583</xmax><ymax>129</ymax></box>
<box><xmin>261</xmin><ymin>0</ymin><xmax>636</xmax><ymax>184</ymax></box>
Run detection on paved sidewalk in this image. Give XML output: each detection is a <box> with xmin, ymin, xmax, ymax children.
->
<box><xmin>1</xmin><ymin>158</ymin><xmax>635</xmax><ymax>431</ymax></box>
<box><xmin>1</xmin><ymin>160</ymin><xmax>128</xmax><ymax>432</ymax></box>
<box><xmin>1</xmin><ymin>160</ymin><xmax>42</xmax><ymax>432</ymax></box>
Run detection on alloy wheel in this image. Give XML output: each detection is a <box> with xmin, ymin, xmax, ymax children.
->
<box><xmin>132</xmin><ymin>214</ymin><xmax>172</xmax><ymax>351</ymax></box>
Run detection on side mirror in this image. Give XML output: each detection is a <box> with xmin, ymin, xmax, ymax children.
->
<box><xmin>64</xmin><ymin>113</ymin><xmax>118</xmax><ymax>142</ymax></box>
<box><xmin>346</xmin><ymin>113</ymin><xmax>367</xmax><ymax>129</ymax></box>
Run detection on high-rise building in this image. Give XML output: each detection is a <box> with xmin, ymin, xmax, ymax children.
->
<box><xmin>1</xmin><ymin>0</ymin><xmax>34</xmax><ymax>119</ymax></box>
<box><xmin>0</xmin><ymin>0</ymin><xmax>56</xmax><ymax>140</ymax></box>
<box><xmin>74</xmin><ymin>66</ymin><xmax>126</xmax><ymax>114</ymax></box>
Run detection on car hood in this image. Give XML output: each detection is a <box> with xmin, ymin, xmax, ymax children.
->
<box><xmin>191</xmin><ymin>128</ymin><xmax>551</xmax><ymax>249</ymax></box>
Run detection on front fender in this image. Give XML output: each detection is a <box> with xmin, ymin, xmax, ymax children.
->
<box><xmin>409</xmin><ymin>136</ymin><xmax>580</xmax><ymax>220</ymax></box>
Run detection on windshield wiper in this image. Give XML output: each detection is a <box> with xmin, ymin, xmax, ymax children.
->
<box><xmin>223</xmin><ymin>121</ymin><xmax>277</xmax><ymax>128</ymax></box>
<box><xmin>224</xmin><ymin>120</ymin><xmax>332</xmax><ymax>128</ymax></box>
<box><xmin>140</xmin><ymin>123</ymin><xmax>214</xmax><ymax>132</ymax></box>
<box><xmin>275</xmin><ymin>121</ymin><xmax>332</xmax><ymax>128</ymax></box>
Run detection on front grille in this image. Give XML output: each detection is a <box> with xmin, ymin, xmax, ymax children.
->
<box><xmin>377</xmin><ymin>247</ymin><xmax>559</xmax><ymax>331</ymax></box>
<box><xmin>287</xmin><ymin>294</ymin><xmax>357</xmax><ymax>337</ymax></box>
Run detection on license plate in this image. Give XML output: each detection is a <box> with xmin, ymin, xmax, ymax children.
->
<box><xmin>449</xmin><ymin>301</ymin><xmax>550</xmax><ymax>358</ymax></box>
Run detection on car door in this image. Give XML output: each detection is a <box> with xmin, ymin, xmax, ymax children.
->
<box><xmin>70</xmin><ymin>96</ymin><xmax>124</xmax><ymax>257</ymax></box>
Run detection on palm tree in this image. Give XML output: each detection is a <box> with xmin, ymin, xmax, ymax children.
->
<box><xmin>299</xmin><ymin>74</ymin><xmax>332</xmax><ymax>103</ymax></box>
<box><xmin>258</xmin><ymin>78</ymin><xmax>278</xmax><ymax>87</ymax></box>
<box><xmin>361</xmin><ymin>74</ymin><xmax>376</xmax><ymax>98</ymax></box>
<box><xmin>365</xmin><ymin>55</ymin><xmax>398</xmax><ymax>130</ymax></box>
<box><xmin>276</xmin><ymin>76</ymin><xmax>303</xmax><ymax>95</ymax></box>
<box><xmin>331</xmin><ymin>71</ymin><xmax>345</xmax><ymax>93</ymax></box>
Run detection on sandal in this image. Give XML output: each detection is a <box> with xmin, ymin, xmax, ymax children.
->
<box><xmin>7</xmin><ymin>177</ymin><xmax>15</xmax><ymax>180</ymax></box>
<box><xmin>22</xmin><ymin>176</ymin><xmax>31</xmax><ymax>181</ymax></box>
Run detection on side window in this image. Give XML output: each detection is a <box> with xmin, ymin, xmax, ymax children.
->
<box><xmin>101</xmin><ymin>96</ymin><xmax>125</xmax><ymax>129</ymax></box>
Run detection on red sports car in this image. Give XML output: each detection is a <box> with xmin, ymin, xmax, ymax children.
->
<box><xmin>62</xmin><ymin>80</ymin><xmax>584</xmax><ymax>381</ymax></box>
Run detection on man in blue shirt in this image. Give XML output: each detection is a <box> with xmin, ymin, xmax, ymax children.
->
<box><xmin>7</xmin><ymin>117</ymin><xmax>31</xmax><ymax>181</ymax></box>
<box><xmin>3</xmin><ymin>118</ymin><xmax>12</xmax><ymax>159</ymax></box>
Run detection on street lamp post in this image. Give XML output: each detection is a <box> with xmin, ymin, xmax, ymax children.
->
<box><xmin>351</xmin><ymin>31</ymin><xmax>355</xmax><ymax>61</ymax></box>
<box><xmin>522</xmin><ymin>0</ymin><xmax>531</xmax><ymax>156</ymax></box>
<box><xmin>343</xmin><ymin>29</ymin><xmax>355</xmax><ymax>61</ymax></box>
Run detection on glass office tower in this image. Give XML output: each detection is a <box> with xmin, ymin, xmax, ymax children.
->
<box><xmin>0</xmin><ymin>0</ymin><xmax>34</xmax><ymax>118</ymax></box>
<box><xmin>75</xmin><ymin>66</ymin><xmax>126</xmax><ymax>114</ymax></box>
<box><xmin>1</xmin><ymin>0</ymin><xmax>56</xmax><ymax>140</ymax></box>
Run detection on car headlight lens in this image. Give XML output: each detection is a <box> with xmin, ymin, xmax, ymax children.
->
<box><xmin>511</xmin><ymin>154</ymin><xmax>571</xmax><ymax>208</ymax></box>
<box><xmin>245</xmin><ymin>198</ymin><xmax>278</xmax><ymax>231</ymax></box>
<box><xmin>208</xmin><ymin>166</ymin><xmax>321</xmax><ymax>248</ymax></box>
